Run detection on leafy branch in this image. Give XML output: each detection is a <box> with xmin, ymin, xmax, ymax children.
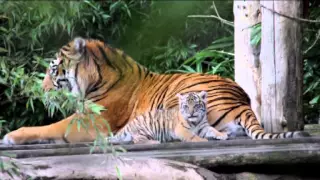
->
<box><xmin>187</xmin><ymin>1</ymin><xmax>234</xmax><ymax>27</ymax></box>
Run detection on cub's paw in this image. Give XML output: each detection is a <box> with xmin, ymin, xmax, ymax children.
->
<box><xmin>205</xmin><ymin>130</ymin><xmax>229</xmax><ymax>140</ymax></box>
<box><xmin>216</xmin><ymin>132</ymin><xmax>229</xmax><ymax>140</ymax></box>
<box><xmin>191</xmin><ymin>137</ymin><xmax>208</xmax><ymax>142</ymax></box>
<box><xmin>133</xmin><ymin>139</ymin><xmax>161</xmax><ymax>144</ymax></box>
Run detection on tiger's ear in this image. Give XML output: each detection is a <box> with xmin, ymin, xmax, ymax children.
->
<box><xmin>73</xmin><ymin>37</ymin><xmax>86</xmax><ymax>55</ymax></box>
<box><xmin>198</xmin><ymin>91</ymin><xmax>207</xmax><ymax>100</ymax></box>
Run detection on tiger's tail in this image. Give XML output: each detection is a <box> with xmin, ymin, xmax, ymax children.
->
<box><xmin>239</xmin><ymin>108</ymin><xmax>310</xmax><ymax>139</ymax></box>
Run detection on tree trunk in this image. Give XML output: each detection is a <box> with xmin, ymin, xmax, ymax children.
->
<box><xmin>260</xmin><ymin>0</ymin><xmax>304</xmax><ymax>132</ymax></box>
<box><xmin>233</xmin><ymin>0</ymin><xmax>262</xmax><ymax>125</ymax></box>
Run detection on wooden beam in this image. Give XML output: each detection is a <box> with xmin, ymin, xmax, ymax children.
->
<box><xmin>260</xmin><ymin>0</ymin><xmax>304</xmax><ymax>132</ymax></box>
<box><xmin>1</xmin><ymin>136</ymin><xmax>319</xmax><ymax>152</ymax></box>
<box><xmin>1</xmin><ymin>137</ymin><xmax>320</xmax><ymax>164</ymax></box>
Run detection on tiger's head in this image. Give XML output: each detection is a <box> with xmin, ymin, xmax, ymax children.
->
<box><xmin>41</xmin><ymin>37</ymin><xmax>120</xmax><ymax>99</ymax></box>
<box><xmin>177</xmin><ymin>91</ymin><xmax>208</xmax><ymax>123</ymax></box>
<box><xmin>42</xmin><ymin>36</ymin><xmax>148</xmax><ymax>101</ymax></box>
<box><xmin>42</xmin><ymin>37</ymin><xmax>88</xmax><ymax>94</ymax></box>
<box><xmin>42</xmin><ymin>55</ymin><xmax>71</xmax><ymax>92</ymax></box>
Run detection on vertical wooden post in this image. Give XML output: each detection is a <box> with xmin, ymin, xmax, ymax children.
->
<box><xmin>260</xmin><ymin>0</ymin><xmax>304</xmax><ymax>132</ymax></box>
<box><xmin>233</xmin><ymin>0</ymin><xmax>262</xmax><ymax>125</ymax></box>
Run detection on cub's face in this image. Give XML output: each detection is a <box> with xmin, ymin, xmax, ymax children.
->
<box><xmin>177</xmin><ymin>91</ymin><xmax>207</xmax><ymax>123</ymax></box>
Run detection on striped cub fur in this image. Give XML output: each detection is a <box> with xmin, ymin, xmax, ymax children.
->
<box><xmin>106</xmin><ymin>91</ymin><xmax>228</xmax><ymax>144</ymax></box>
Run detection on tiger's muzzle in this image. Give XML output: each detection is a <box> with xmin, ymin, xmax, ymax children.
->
<box><xmin>42</xmin><ymin>69</ymin><xmax>54</xmax><ymax>92</ymax></box>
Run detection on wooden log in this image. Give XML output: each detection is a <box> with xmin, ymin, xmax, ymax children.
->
<box><xmin>233</xmin><ymin>0</ymin><xmax>262</xmax><ymax>125</ymax></box>
<box><xmin>0</xmin><ymin>155</ymin><xmax>227</xmax><ymax>180</ymax></box>
<box><xmin>1</xmin><ymin>155</ymin><xmax>317</xmax><ymax>180</ymax></box>
<box><xmin>260</xmin><ymin>0</ymin><xmax>304</xmax><ymax>132</ymax></box>
<box><xmin>1</xmin><ymin>137</ymin><xmax>320</xmax><ymax>167</ymax></box>
<box><xmin>1</xmin><ymin>137</ymin><xmax>320</xmax><ymax>179</ymax></box>
<box><xmin>234</xmin><ymin>172</ymin><xmax>319</xmax><ymax>180</ymax></box>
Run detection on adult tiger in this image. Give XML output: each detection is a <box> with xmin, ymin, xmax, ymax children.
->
<box><xmin>2</xmin><ymin>37</ymin><xmax>309</xmax><ymax>145</ymax></box>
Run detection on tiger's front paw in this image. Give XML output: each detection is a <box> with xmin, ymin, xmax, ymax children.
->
<box><xmin>133</xmin><ymin>139</ymin><xmax>161</xmax><ymax>145</ymax></box>
<box><xmin>205</xmin><ymin>130</ymin><xmax>229</xmax><ymax>140</ymax></box>
<box><xmin>215</xmin><ymin>132</ymin><xmax>228</xmax><ymax>140</ymax></box>
<box><xmin>2</xmin><ymin>127</ymin><xmax>53</xmax><ymax>145</ymax></box>
<box><xmin>2</xmin><ymin>127</ymin><xmax>37</xmax><ymax>145</ymax></box>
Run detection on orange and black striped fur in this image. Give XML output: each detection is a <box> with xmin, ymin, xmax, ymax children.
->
<box><xmin>107</xmin><ymin>91</ymin><xmax>228</xmax><ymax>144</ymax></box>
<box><xmin>2</xmin><ymin>37</ymin><xmax>309</xmax><ymax>145</ymax></box>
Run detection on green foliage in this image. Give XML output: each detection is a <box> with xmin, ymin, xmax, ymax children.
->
<box><xmin>120</xmin><ymin>0</ymin><xmax>234</xmax><ymax>72</ymax></box>
<box><xmin>250</xmin><ymin>23</ymin><xmax>261</xmax><ymax>46</ymax></box>
<box><xmin>0</xmin><ymin>0</ymin><xmax>139</xmax><ymax>135</ymax></box>
<box><xmin>302</xmin><ymin>0</ymin><xmax>320</xmax><ymax>124</ymax></box>
<box><xmin>175</xmin><ymin>36</ymin><xmax>234</xmax><ymax>79</ymax></box>
<box><xmin>0</xmin><ymin>56</ymin><xmax>48</xmax><ymax>134</ymax></box>
<box><xmin>148</xmin><ymin>37</ymin><xmax>198</xmax><ymax>72</ymax></box>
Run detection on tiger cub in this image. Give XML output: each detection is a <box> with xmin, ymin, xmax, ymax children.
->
<box><xmin>106</xmin><ymin>91</ymin><xmax>228</xmax><ymax>144</ymax></box>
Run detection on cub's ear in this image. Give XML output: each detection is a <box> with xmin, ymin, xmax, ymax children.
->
<box><xmin>176</xmin><ymin>93</ymin><xmax>187</xmax><ymax>102</ymax></box>
<box><xmin>73</xmin><ymin>37</ymin><xmax>86</xmax><ymax>55</ymax></box>
<box><xmin>198</xmin><ymin>91</ymin><xmax>207</xmax><ymax>100</ymax></box>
